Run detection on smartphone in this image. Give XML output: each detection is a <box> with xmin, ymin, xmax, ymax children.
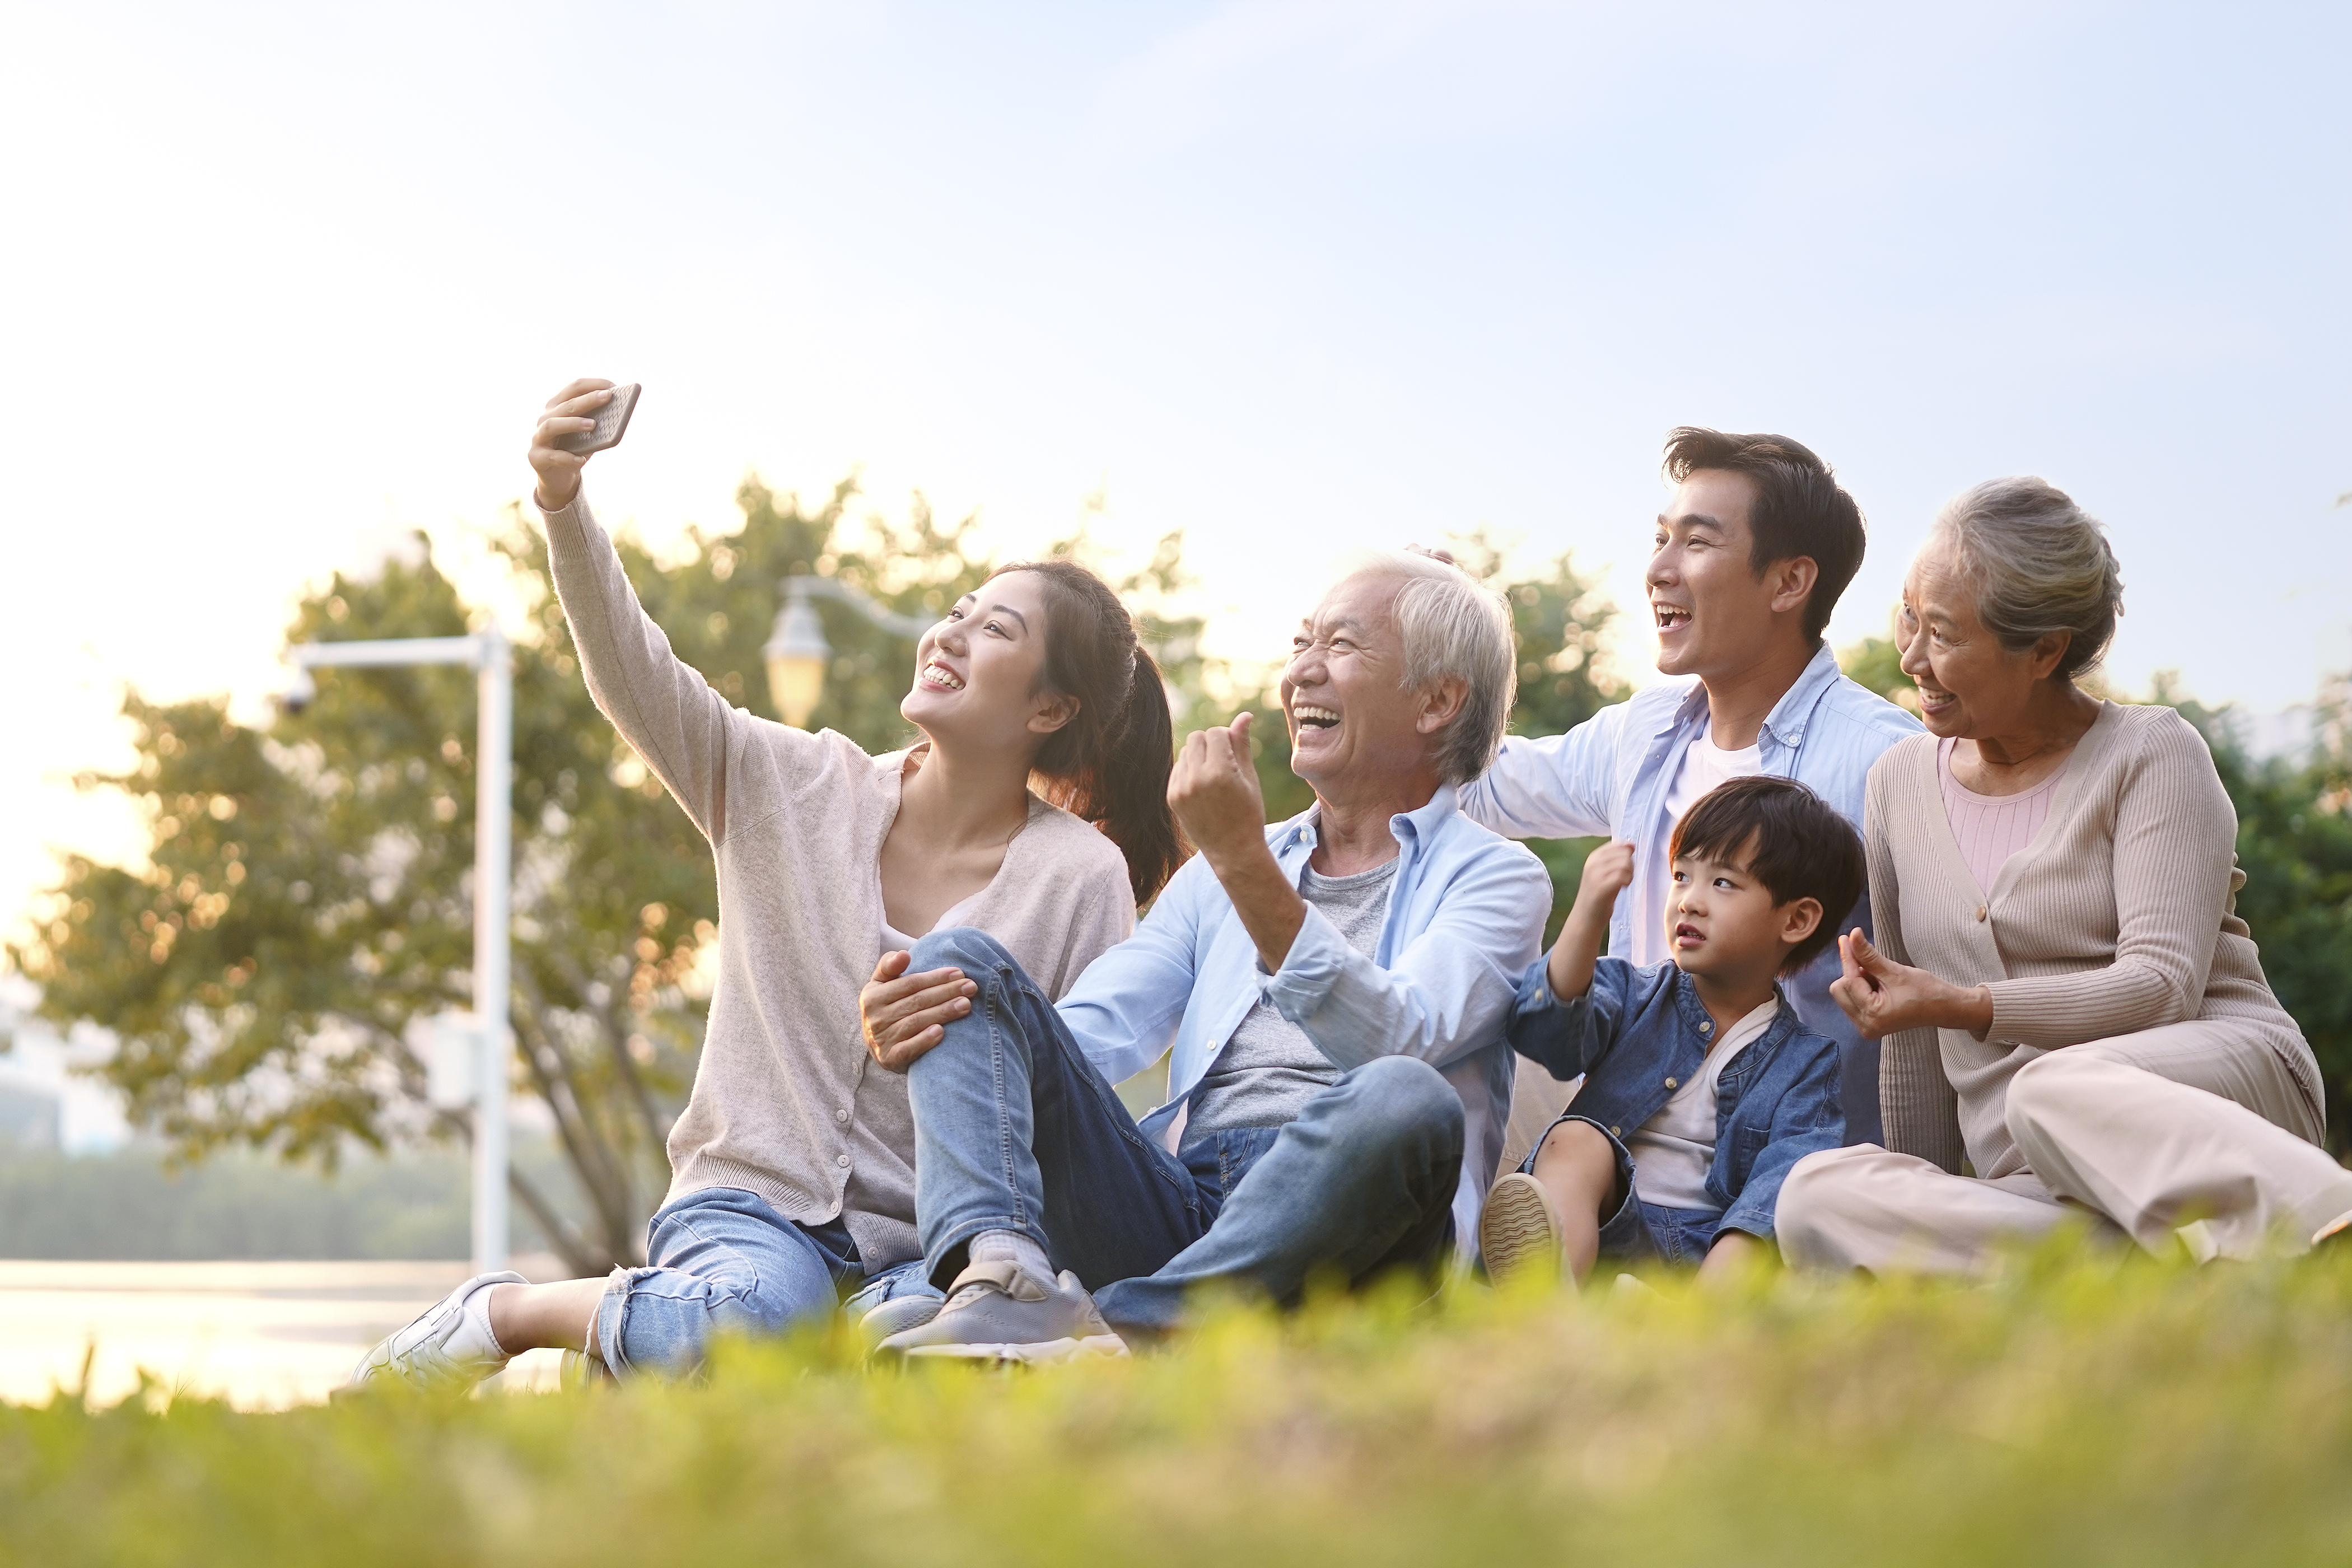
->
<box><xmin>557</xmin><ymin>383</ymin><xmax>641</xmax><ymax>455</ymax></box>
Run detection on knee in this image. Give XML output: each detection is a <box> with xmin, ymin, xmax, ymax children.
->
<box><xmin>911</xmin><ymin>925</ymin><xmax>1013</xmax><ymax>977</ymax></box>
<box><xmin>1535</xmin><ymin>1116</ymin><xmax>1616</xmax><ymax>1173</ymax></box>
<box><xmin>1773</xmin><ymin>1145</ymin><xmax>1872</xmax><ymax>1264</ymax></box>
<box><xmin>1343</xmin><ymin>1056</ymin><xmax>1464</xmax><ymax>1154</ymax></box>
<box><xmin>2004</xmin><ymin>1050</ymin><xmax>2122</xmax><ymax>1149</ymax></box>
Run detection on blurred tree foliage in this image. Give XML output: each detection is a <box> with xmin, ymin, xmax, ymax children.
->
<box><xmin>1436</xmin><ymin>531</ymin><xmax>1627</xmax><ymax>939</ymax></box>
<box><xmin>1836</xmin><ymin>634</ymin><xmax>1920</xmax><ymax>713</ymax></box>
<box><xmin>12</xmin><ymin>488</ymin><xmax>1630</xmax><ymax>1267</ymax></box>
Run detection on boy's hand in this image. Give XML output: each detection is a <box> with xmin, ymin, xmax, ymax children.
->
<box><xmin>1574</xmin><ymin>841</ymin><xmax>1636</xmax><ymax>913</ymax></box>
<box><xmin>1697</xmin><ymin>1229</ymin><xmax>1768</xmax><ymax>1288</ymax></box>
<box><xmin>1546</xmin><ymin>840</ymin><xmax>1635</xmax><ymax>1003</ymax></box>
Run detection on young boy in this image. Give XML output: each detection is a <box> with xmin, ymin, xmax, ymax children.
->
<box><xmin>1479</xmin><ymin>774</ymin><xmax>1863</xmax><ymax>1286</ymax></box>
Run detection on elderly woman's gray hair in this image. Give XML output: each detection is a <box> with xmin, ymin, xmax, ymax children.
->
<box><xmin>1929</xmin><ymin>477</ymin><xmax>2125</xmax><ymax>682</ymax></box>
<box><xmin>1340</xmin><ymin>549</ymin><xmax>1518</xmax><ymax>783</ymax></box>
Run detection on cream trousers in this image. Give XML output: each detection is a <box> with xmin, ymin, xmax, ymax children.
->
<box><xmin>1777</xmin><ymin>1023</ymin><xmax>2352</xmax><ymax>1273</ymax></box>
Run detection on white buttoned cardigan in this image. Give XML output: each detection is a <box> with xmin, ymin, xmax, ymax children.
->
<box><xmin>1866</xmin><ymin>701</ymin><xmax>2322</xmax><ymax>1177</ymax></box>
<box><xmin>542</xmin><ymin>491</ymin><xmax>1136</xmax><ymax>1269</ymax></box>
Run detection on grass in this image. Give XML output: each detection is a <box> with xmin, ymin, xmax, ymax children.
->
<box><xmin>6</xmin><ymin>1244</ymin><xmax>2351</xmax><ymax>1566</ymax></box>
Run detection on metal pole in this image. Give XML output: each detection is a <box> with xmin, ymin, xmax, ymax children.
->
<box><xmin>472</xmin><ymin>628</ymin><xmax>512</xmax><ymax>1276</ymax></box>
<box><xmin>288</xmin><ymin>631</ymin><xmax>515</xmax><ymax>1275</ymax></box>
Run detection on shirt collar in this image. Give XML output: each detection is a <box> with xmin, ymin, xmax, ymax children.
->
<box><xmin>1276</xmin><ymin>782</ymin><xmax>1458</xmax><ymax>857</ymax></box>
<box><xmin>1659</xmin><ymin>641</ymin><xmax>1844</xmax><ymax>750</ymax></box>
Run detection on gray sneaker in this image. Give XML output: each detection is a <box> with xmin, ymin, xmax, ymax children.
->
<box><xmin>347</xmin><ymin>1270</ymin><xmax>526</xmax><ymax>1390</ymax></box>
<box><xmin>875</xmin><ymin>1261</ymin><xmax>1126</xmax><ymax>1364</ymax></box>
<box><xmin>855</xmin><ymin>1291</ymin><xmax>946</xmax><ymax>1347</ymax></box>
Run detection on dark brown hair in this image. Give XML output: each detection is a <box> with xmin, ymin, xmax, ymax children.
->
<box><xmin>993</xmin><ymin>559</ymin><xmax>1186</xmax><ymax>903</ymax></box>
<box><xmin>1663</xmin><ymin>428</ymin><xmax>1866</xmax><ymax>642</ymax></box>
<box><xmin>1668</xmin><ymin>775</ymin><xmax>1864</xmax><ymax>975</ymax></box>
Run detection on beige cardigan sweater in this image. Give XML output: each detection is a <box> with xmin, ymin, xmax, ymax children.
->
<box><xmin>543</xmin><ymin>491</ymin><xmax>1137</xmax><ymax>1268</ymax></box>
<box><xmin>1869</xmin><ymin>701</ymin><xmax>2321</xmax><ymax>1177</ymax></box>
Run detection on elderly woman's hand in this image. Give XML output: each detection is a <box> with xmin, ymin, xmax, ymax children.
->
<box><xmin>1829</xmin><ymin>930</ymin><xmax>1995</xmax><ymax>1040</ymax></box>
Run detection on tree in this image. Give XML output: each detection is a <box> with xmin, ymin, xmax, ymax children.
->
<box><xmin>13</xmin><ymin>477</ymin><xmax>1006</xmax><ymax>1274</ymax></box>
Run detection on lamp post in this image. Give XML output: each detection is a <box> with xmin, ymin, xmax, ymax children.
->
<box><xmin>760</xmin><ymin>576</ymin><xmax>935</xmax><ymax>725</ymax></box>
<box><xmin>284</xmin><ymin>629</ymin><xmax>514</xmax><ymax>1276</ymax></box>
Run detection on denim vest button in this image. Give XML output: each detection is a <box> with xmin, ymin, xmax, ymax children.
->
<box><xmin>1699</xmin><ymin>1021</ymin><xmax>1712</xmax><ymax>1034</ymax></box>
<box><xmin>1664</xmin><ymin>1076</ymin><xmax>1678</xmax><ymax>1089</ymax></box>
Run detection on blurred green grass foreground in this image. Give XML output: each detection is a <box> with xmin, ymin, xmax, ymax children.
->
<box><xmin>7</xmin><ymin>1247</ymin><xmax>2351</xmax><ymax>1567</ymax></box>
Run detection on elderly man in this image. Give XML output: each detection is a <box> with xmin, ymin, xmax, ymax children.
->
<box><xmin>858</xmin><ymin>551</ymin><xmax>1552</xmax><ymax>1357</ymax></box>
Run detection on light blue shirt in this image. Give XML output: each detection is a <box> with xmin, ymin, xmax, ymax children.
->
<box><xmin>1058</xmin><ymin>786</ymin><xmax>1554</xmax><ymax>1249</ymax></box>
<box><xmin>1455</xmin><ymin>642</ymin><xmax>1920</xmax><ymax>1141</ymax></box>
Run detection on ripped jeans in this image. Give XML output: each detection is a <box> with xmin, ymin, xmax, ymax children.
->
<box><xmin>591</xmin><ymin>1187</ymin><xmax>937</xmax><ymax>1376</ymax></box>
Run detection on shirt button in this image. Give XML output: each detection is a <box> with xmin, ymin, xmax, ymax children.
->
<box><xmin>834</xmin><ymin>1107</ymin><xmax>850</xmax><ymax>1123</ymax></box>
<box><xmin>835</xmin><ymin>1154</ymin><xmax>851</xmax><ymax>1169</ymax></box>
<box><xmin>1664</xmin><ymin>1076</ymin><xmax>1678</xmax><ymax>1089</ymax></box>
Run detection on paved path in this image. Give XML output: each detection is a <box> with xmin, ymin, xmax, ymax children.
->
<box><xmin>0</xmin><ymin>1259</ymin><xmax>569</xmax><ymax>1409</ymax></box>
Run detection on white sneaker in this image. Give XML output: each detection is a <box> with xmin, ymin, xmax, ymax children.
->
<box><xmin>347</xmin><ymin>1271</ymin><xmax>526</xmax><ymax>1390</ymax></box>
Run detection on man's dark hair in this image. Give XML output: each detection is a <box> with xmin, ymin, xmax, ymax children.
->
<box><xmin>1663</xmin><ymin>427</ymin><xmax>1865</xmax><ymax>642</ymax></box>
<box><xmin>1668</xmin><ymin>775</ymin><xmax>1864</xmax><ymax>975</ymax></box>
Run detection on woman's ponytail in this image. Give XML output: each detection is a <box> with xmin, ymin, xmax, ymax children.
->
<box><xmin>1004</xmin><ymin>559</ymin><xmax>1187</xmax><ymax>904</ymax></box>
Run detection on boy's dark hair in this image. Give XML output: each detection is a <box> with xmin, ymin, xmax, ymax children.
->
<box><xmin>1663</xmin><ymin>428</ymin><xmax>1866</xmax><ymax>642</ymax></box>
<box><xmin>1668</xmin><ymin>775</ymin><xmax>1864</xmax><ymax>975</ymax></box>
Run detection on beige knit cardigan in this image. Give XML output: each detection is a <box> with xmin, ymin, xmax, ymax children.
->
<box><xmin>1868</xmin><ymin>701</ymin><xmax>2322</xmax><ymax>1177</ymax></box>
<box><xmin>543</xmin><ymin>490</ymin><xmax>1137</xmax><ymax>1268</ymax></box>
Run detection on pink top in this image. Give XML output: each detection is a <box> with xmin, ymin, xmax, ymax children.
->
<box><xmin>1938</xmin><ymin>736</ymin><xmax>2064</xmax><ymax>897</ymax></box>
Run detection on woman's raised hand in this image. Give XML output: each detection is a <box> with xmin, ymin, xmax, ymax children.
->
<box><xmin>1829</xmin><ymin>929</ymin><xmax>1995</xmax><ymax>1040</ymax></box>
<box><xmin>527</xmin><ymin>378</ymin><xmax>616</xmax><ymax>512</ymax></box>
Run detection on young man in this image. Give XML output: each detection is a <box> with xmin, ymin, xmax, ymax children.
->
<box><xmin>1457</xmin><ymin>428</ymin><xmax>1917</xmax><ymax>1147</ymax></box>
<box><xmin>1480</xmin><ymin>776</ymin><xmax>1863</xmax><ymax>1285</ymax></box>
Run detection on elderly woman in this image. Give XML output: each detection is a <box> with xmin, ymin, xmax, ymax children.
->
<box><xmin>1776</xmin><ymin>478</ymin><xmax>2351</xmax><ymax>1272</ymax></box>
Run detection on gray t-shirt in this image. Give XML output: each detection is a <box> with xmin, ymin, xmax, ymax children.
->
<box><xmin>1187</xmin><ymin>857</ymin><xmax>1398</xmax><ymax>1135</ymax></box>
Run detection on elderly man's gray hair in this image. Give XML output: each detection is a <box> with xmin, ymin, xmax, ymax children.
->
<box><xmin>1338</xmin><ymin>549</ymin><xmax>1518</xmax><ymax>784</ymax></box>
<box><xmin>1929</xmin><ymin>478</ymin><xmax>2125</xmax><ymax>683</ymax></box>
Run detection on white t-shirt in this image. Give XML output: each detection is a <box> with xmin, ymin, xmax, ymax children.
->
<box><xmin>1626</xmin><ymin>730</ymin><xmax>1765</xmax><ymax>966</ymax></box>
<box><xmin>1625</xmin><ymin>996</ymin><xmax>1780</xmax><ymax>1211</ymax></box>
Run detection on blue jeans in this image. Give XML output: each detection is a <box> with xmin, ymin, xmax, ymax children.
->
<box><xmin>905</xmin><ymin>928</ymin><xmax>1464</xmax><ymax>1338</ymax></box>
<box><xmin>592</xmin><ymin>1187</ymin><xmax>938</xmax><ymax>1375</ymax></box>
<box><xmin>1523</xmin><ymin>1113</ymin><xmax>1724</xmax><ymax>1267</ymax></box>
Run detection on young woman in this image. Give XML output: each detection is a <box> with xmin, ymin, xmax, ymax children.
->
<box><xmin>353</xmin><ymin>378</ymin><xmax>1183</xmax><ymax>1386</ymax></box>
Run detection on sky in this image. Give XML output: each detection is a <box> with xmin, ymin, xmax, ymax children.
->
<box><xmin>2</xmin><ymin>1</ymin><xmax>2349</xmax><ymax>948</ymax></box>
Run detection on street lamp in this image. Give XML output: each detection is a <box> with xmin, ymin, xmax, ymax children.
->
<box><xmin>762</xmin><ymin>580</ymin><xmax>830</xmax><ymax>730</ymax></box>
<box><xmin>760</xmin><ymin>575</ymin><xmax>935</xmax><ymax>726</ymax></box>
<box><xmin>283</xmin><ymin>628</ymin><xmax>515</xmax><ymax>1276</ymax></box>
